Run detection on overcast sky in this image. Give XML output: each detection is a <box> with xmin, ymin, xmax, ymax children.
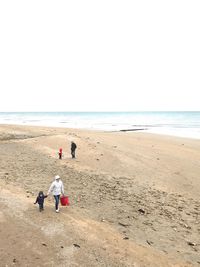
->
<box><xmin>0</xmin><ymin>1</ymin><xmax>199</xmax><ymax>111</ymax></box>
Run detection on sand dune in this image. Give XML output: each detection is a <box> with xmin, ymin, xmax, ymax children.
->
<box><xmin>0</xmin><ymin>124</ymin><xmax>199</xmax><ymax>266</ymax></box>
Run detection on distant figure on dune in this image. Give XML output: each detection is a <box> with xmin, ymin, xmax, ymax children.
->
<box><xmin>58</xmin><ymin>148</ymin><xmax>63</xmax><ymax>159</ymax></box>
<box><xmin>47</xmin><ymin>175</ymin><xmax>64</xmax><ymax>213</ymax></box>
<box><xmin>71</xmin><ymin>141</ymin><xmax>77</xmax><ymax>158</ymax></box>
<box><xmin>34</xmin><ymin>191</ymin><xmax>48</xmax><ymax>212</ymax></box>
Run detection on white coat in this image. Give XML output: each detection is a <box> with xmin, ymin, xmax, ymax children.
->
<box><xmin>48</xmin><ymin>180</ymin><xmax>64</xmax><ymax>196</ymax></box>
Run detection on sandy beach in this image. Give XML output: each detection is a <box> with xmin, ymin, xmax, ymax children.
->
<box><xmin>0</xmin><ymin>124</ymin><xmax>200</xmax><ymax>266</ymax></box>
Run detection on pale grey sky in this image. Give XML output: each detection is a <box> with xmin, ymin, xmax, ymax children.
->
<box><xmin>0</xmin><ymin>0</ymin><xmax>199</xmax><ymax>111</ymax></box>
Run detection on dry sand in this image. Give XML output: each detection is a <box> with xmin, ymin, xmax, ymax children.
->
<box><xmin>0</xmin><ymin>124</ymin><xmax>200</xmax><ymax>266</ymax></box>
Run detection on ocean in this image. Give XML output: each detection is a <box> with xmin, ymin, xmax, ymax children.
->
<box><xmin>0</xmin><ymin>112</ymin><xmax>200</xmax><ymax>139</ymax></box>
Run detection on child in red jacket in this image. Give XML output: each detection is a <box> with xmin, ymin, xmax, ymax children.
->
<box><xmin>58</xmin><ymin>148</ymin><xmax>63</xmax><ymax>159</ymax></box>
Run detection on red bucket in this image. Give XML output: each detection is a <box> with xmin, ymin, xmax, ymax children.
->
<box><xmin>60</xmin><ymin>196</ymin><xmax>70</xmax><ymax>206</ymax></box>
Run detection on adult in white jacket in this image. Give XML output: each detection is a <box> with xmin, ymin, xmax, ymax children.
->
<box><xmin>48</xmin><ymin>175</ymin><xmax>64</xmax><ymax>212</ymax></box>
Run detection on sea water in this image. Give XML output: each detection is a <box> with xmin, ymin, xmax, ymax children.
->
<box><xmin>0</xmin><ymin>112</ymin><xmax>200</xmax><ymax>139</ymax></box>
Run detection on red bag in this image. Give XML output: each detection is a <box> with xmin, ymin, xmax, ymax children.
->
<box><xmin>60</xmin><ymin>196</ymin><xmax>70</xmax><ymax>206</ymax></box>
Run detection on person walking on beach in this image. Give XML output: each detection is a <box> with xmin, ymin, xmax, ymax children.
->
<box><xmin>34</xmin><ymin>191</ymin><xmax>48</xmax><ymax>212</ymax></box>
<box><xmin>47</xmin><ymin>175</ymin><xmax>64</xmax><ymax>213</ymax></box>
<box><xmin>71</xmin><ymin>141</ymin><xmax>77</xmax><ymax>158</ymax></box>
<box><xmin>58</xmin><ymin>148</ymin><xmax>63</xmax><ymax>159</ymax></box>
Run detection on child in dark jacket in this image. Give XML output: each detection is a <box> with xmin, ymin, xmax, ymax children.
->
<box><xmin>34</xmin><ymin>191</ymin><xmax>48</xmax><ymax>211</ymax></box>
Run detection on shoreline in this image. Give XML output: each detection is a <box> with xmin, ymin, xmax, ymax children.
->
<box><xmin>0</xmin><ymin>110</ymin><xmax>200</xmax><ymax>140</ymax></box>
<box><xmin>1</xmin><ymin>122</ymin><xmax>200</xmax><ymax>141</ymax></box>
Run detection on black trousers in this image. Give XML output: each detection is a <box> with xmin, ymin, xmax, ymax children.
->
<box><xmin>39</xmin><ymin>203</ymin><xmax>44</xmax><ymax>211</ymax></box>
<box><xmin>71</xmin><ymin>150</ymin><xmax>75</xmax><ymax>158</ymax></box>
